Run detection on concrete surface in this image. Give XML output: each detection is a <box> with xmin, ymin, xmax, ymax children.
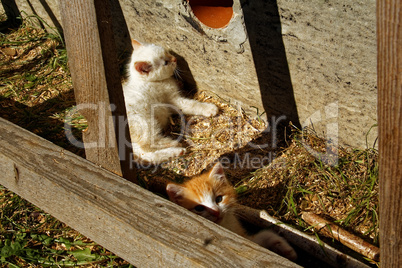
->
<box><xmin>1</xmin><ymin>0</ymin><xmax>377</xmax><ymax>149</ymax></box>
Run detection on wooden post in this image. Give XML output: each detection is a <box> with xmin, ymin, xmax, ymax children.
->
<box><xmin>93</xmin><ymin>0</ymin><xmax>137</xmax><ymax>182</ymax></box>
<box><xmin>59</xmin><ymin>0</ymin><xmax>136</xmax><ymax>182</ymax></box>
<box><xmin>377</xmin><ymin>0</ymin><xmax>402</xmax><ymax>267</ymax></box>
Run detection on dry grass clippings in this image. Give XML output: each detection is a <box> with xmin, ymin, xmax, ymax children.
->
<box><xmin>237</xmin><ymin>127</ymin><xmax>379</xmax><ymax>245</ymax></box>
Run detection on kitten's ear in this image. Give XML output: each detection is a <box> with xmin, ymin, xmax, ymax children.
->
<box><xmin>134</xmin><ymin>61</ymin><xmax>152</xmax><ymax>75</ymax></box>
<box><xmin>166</xmin><ymin>184</ymin><xmax>185</xmax><ymax>203</ymax></box>
<box><xmin>209</xmin><ymin>162</ymin><xmax>226</xmax><ymax>181</ymax></box>
<box><xmin>131</xmin><ymin>39</ymin><xmax>142</xmax><ymax>50</ymax></box>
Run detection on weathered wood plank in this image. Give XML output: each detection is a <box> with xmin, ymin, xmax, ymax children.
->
<box><xmin>377</xmin><ymin>0</ymin><xmax>402</xmax><ymax>267</ymax></box>
<box><xmin>0</xmin><ymin>117</ymin><xmax>299</xmax><ymax>267</ymax></box>
<box><xmin>59</xmin><ymin>0</ymin><xmax>122</xmax><ymax>176</ymax></box>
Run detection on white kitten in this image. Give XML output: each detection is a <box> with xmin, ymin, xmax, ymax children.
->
<box><xmin>123</xmin><ymin>40</ymin><xmax>218</xmax><ymax>164</ymax></box>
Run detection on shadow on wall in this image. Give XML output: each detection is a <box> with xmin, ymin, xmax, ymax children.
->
<box><xmin>241</xmin><ymin>0</ymin><xmax>300</xmax><ymax>128</ymax></box>
<box><xmin>109</xmin><ymin>0</ymin><xmax>132</xmax><ymax>63</ymax></box>
<box><xmin>1</xmin><ymin>0</ymin><xmax>133</xmax><ymax>68</ymax></box>
<box><xmin>0</xmin><ymin>0</ymin><xmax>21</xmax><ymax>31</ymax></box>
<box><xmin>0</xmin><ymin>0</ymin><xmax>61</xmax><ymax>33</ymax></box>
<box><xmin>35</xmin><ymin>0</ymin><xmax>62</xmax><ymax>30</ymax></box>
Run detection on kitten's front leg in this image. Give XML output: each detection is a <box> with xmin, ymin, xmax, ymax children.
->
<box><xmin>173</xmin><ymin>96</ymin><xmax>218</xmax><ymax>117</ymax></box>
<box><xmin>153</xmin><ymin>135</ymin><xmax>181</xmax><ymax>149</ymax></box>
<box><xmin>251</xmin><ymin>230</ymin><xmax>297</xmax><ymax>261</ymax></box>
<box><xmin>128</xmin><ymin>113</ymin><xmax>182</xmax><ymax>149</ymax></box>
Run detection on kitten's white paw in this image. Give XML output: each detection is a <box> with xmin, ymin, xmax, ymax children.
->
<box><xmin>154</xmin><ymin>137</ymin><xmax>180</xmax><ymax>148</ymax></box>
<box><xmin>252</xmin><ymin>230</ymin><xmax>297</xmax><ymax>261</ymax></box>
<box><xmin>279</xmin><ymin>246</ymin><xmax>298</xmax><ymax>262</ymax></box>
<box><xmin>154</xmin><ymin>147</ymin><xmax>186</xmax><ymax>163</ymax></box>
<box><xmin>169</xmin><ymin>147</ymin><xmax>186</xmax><ymax>157</ymax></box>
<box><xmin>199</xmin><ymin>103</ymin><xmax>218</xmax><ymax>117</ymax></box>
<box><xmin>270</xmin><ymin>239</ymin><xmax>298</xmax><ymax>261</ymax></box>
<box><xmin>133</xmin><ymin>146</ymin><xmax>186</xmax><ymax>164</ymax></box>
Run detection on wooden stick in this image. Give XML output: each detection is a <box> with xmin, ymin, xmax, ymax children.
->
<box><xmin>301</xmin><ymin>212</ymin><xmax>380</xmax><ymax>261</ymax></box>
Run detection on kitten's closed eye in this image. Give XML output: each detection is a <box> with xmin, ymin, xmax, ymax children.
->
<box><xmin>194</xmin><ymin>205</ymin><xmax>205</xmax><ymax>212</ymax></box>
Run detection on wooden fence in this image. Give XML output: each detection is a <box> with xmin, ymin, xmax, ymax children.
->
<box><xmin>0</xmin><ymin>0</ymin><xmax>400</xmax><ymax>266</ymax></box>
<box><xmin>377</xmin><ymin>0</ymin><xmax>402</xmax><ymax>267</ymax></box>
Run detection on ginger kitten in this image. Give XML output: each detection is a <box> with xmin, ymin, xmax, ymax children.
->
<box><xmin>166</xmin><ymin>162</ymin><xmax>297</xmax><ymax>261</ymax></box>
<box><xmin>123</xmin><ymin>40</ymin><xmax>218</xmax><ymax>164</ymax></box>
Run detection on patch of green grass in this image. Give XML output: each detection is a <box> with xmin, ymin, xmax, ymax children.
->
<box><xmin>0</xmin><ymin>12</ymin><xmax>86</xmax><ymax>156</ymax></box>
<box><xmin>0</xmin><ymin>14</ymin><xmax>69</xmax><ymax>100</ymax></box>
<box><xmin>0</xmin><ymin>186</ymin><xmax>132</xmax><ymax>267</ymax></box>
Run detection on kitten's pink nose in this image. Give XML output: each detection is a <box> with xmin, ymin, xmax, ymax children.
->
<box><xmin>171</xmin><ymin>57</ymin><xmax>177</xmax><ymax>63</ymax></box>
<box><xmin>207</xmin><ymin>207</ymin><xmax>220</xmax><ymax>218</ymax></box>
